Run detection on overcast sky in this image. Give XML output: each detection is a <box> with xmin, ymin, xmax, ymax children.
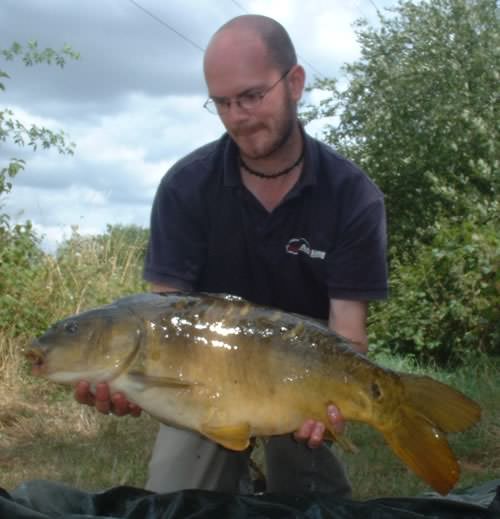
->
<box><xmin>1</xmin><ymin>0</ymin><xmax>393</xmax><ymax>252</ymax></box>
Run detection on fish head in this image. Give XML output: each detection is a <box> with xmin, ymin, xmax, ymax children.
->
<box><xmin>25</xmin><ymin>304</ymin><xmax>142</xmax><ymax>385</ymax></box>
<box><xmin>336</xmin><ymin>359</ymin><xmax>404</xmax><ymax>428</ymax></box>
<box><xmin>359</xmin><ymin>368</ymin><xmax>405</xmax><ymax>429</ymax></box>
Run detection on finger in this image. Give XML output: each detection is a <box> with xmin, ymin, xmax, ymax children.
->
<box><xmin>111</xmin><ymin>393</ymin><xmax>131</xmax><ymax>416</ymax></box>
<box><xmin>94</xmin><ymin>382</ymin><xmax>112</xmax><ymax>414</ymax></box>
<box><xmin>327</xmin><ymin>404</ymin><xmax>345</xmax><ymax>434</ymax></box>
<box><xmin>128</xmin><ymin>403</ymin><xmax>142</xmax><ymax>417</ymax></box>
<box><xmin>307</xmin><ymin>422</ymin><xmax>326</xmax><ymax>449</ymax></box>
<box><xmin>293</xmin><ymin>419</ymin><xmax>315</xmax><ymax>441</ymax></box>
<box><xmin>74</xmin><ymin>381</ymin><xmax>95</xmax><ymax>406</ymax></box>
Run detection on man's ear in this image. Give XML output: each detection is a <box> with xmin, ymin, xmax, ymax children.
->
<box><xmin>287</xmin><ymin>64</ymin><xmax>306</xmax><ymax>102</ymax></box>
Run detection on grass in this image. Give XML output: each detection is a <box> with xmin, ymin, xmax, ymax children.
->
<box><xmin>0</xmin><ymin>340</ymin><xmax>158</xmax><ymax>491</ymax></box>
<box><xmin>1</xmin><ymin>331</ymin><xmax>498</xmax><ymax>498</ymax></box>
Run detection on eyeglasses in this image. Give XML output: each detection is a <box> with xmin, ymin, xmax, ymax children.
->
<box><xmin>203</xmin><ymin>68</ymin><xmax>292</xmax><ymax>115</ymax></box>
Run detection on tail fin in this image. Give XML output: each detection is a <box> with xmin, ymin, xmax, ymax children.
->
<box><xmin>383</xmin><ymin>406</ymin><xmax>460</xmax><ymax>495</ymax></box>
<box><xmin>400</xmin><ymin>373</ymin><xmax>481</xmax><ymax>432</ymax></box>
<box><xmin>382</xmin><ymin>374</ymin><xmax>481</xmax><ymax>495</ymax></box>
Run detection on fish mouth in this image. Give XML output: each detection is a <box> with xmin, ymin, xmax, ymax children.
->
<box><xmin>23</xmin><ymin>343</ymin><xmax>47</xmax><ymax>375</ymax></box>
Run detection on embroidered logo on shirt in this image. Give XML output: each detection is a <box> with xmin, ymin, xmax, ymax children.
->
<box><xmin>285</xmin><ymin>238</ymin><xmax>326</xmax><ymax>259</ymax></box>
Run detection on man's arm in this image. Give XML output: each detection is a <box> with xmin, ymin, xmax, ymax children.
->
<box><xmin>150</xmin><ymin>282</ymin><xmax>182</xmax><ymax>294</ymax></box>
<box><xmin>329</xmin><ymin>299</ymin><xmax>368</xmax><ymax>354</ymax></box>
<box><xmin>294</xmin><ymin>298</ymin><xmax>368</xmax><ymax>447</ymax></box>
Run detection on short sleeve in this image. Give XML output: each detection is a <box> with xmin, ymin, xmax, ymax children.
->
<box><xmin>327</xmin><ymin>198</ymin><xmax>388</xmax><ymax>301</ymax></box>
<box><xmin>143</xmin><ymin>175</ymin><xmax>207</xmax><ymax>290</ymax></box>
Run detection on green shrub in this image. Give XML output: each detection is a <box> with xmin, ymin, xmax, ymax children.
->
<box><xmin>306</xmin><ymin>0</ymin><xmax>499</xmax><ymax>254</ymax></box>
<box><xmin>54</xmin><ymin>224</ymin><xmax>149</xmax><ymax>310</ymax></box>
<box><xmin>369</xmin><ymin>214</ymin><xmax>500</xmax><ymax>364</ymax></box>
<box><xmin>0</xmin><ymin>220</ymin><xmax>47</xmax><ymax>335</ymax></box>
<box><xmin>0</xmin><ymin>224</ymin><xmax>149</xmax><ymax>338</ymax></box>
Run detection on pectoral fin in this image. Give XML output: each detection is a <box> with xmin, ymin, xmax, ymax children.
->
<box><xmin>127</xmin><ymin>371</ymin><xmax>196</xmax><ymax>389</ymax></box>
<box><xmin>201</xmin><ymin>422</ymin><xmax>251</xmax><ymax>451</ymax></box>
<box><xmin>324</xmin><ymin>427</ymin><xmax>358</xmax><ymax>454</ymax></box>
<box><xmin>323</xmin><ymin>402</ymin><xmax>358</xmax><ymax>453</ymax></box>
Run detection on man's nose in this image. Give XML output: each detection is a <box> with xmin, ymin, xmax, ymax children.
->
<box><xmin>221</xmin><ymin>100</ymin><xmax>249</xmax><ymax>123</ymax></box>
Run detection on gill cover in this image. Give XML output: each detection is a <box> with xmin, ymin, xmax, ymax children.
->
<box><xmin>35</xmin><ymin>303</ymin><xmax>143</xmax><ymax>383</ymax></box>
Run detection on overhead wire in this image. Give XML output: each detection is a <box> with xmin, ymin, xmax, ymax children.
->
<box><xmin>229</xmin><ymin>0</ymin><xmax>327</xmax><ymax>79</ymax></box>
<box><xmin>230</xmin><ymin>0</ymin><xmax>248</xmax><ymax>13</ymax></box>
<box><xmin>127</xmin><ymin>0</ymin><xmax>205</xmax><ymax>52</ymax></box>
<box><xmin>367</xmin><ymin>0</ymin><xmax>381</xmax><ymax>14</ymax></box>
<box><xmin>126</xmin><ymin>0</ymin><xmax>383</xmax><ymax>81</ymax></box>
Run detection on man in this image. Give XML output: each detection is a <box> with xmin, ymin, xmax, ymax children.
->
<box><xmin>76</xmin><ymin>14</ymin><xmax>387</xmax><ymax>496</ymax></box>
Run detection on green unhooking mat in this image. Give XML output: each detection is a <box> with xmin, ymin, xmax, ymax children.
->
<box><xmin>1</xmin><ymin>479</ymin><xmax>499</xmax><ymax>518</ymax></box>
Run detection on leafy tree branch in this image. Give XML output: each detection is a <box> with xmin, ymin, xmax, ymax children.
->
<box><xmin>0</xmin><ymin>41</ymin><xmax>78</xmax><ymax>197</ymax></box>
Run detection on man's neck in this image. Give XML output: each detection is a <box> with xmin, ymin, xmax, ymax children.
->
<box><xmin>240</xmin><ymin>122</ymin><xmax>305</xmax><ymax>212</ymax></box>
<box><xmin>240</xmin><ymin>121</ymin><xmax>303</xmax><ymax>176</ymax></box>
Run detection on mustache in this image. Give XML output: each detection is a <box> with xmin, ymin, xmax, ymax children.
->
<box><xmin>232</xmin><ymin>124</ymin><xmax>265</xmax><ymax>137</ymax></box>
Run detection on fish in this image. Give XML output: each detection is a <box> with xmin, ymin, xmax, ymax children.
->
<box><xmin>25</xmin><ymin>292</ymin><xmax>481</xmax><ymax>495</ymax></box>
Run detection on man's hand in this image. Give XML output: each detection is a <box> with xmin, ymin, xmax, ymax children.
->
<box><xmin>74</xmin><ymin>381</ymin><xmax>142</xmax><ymax>417</ymax></box>
<box><xmin>293</xmin><ymin>404</ymin><xmax>344</xmax><ymax>448</ymax></box>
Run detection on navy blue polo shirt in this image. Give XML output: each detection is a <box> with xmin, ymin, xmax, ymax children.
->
<box><xmin>144</xmin><ymin>130</ymin><xmax>388</xmax><ymax>320</ymax></box>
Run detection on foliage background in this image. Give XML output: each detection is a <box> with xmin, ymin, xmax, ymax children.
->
<box><xmin>305</xmin><ymin>0</ymin><xmax>499</xmax><ymax>363</ymax></box>
<box><xmin>307</xmin><ymin>0</ymin><xmax>499</xmax><ymax>250</ymax></box>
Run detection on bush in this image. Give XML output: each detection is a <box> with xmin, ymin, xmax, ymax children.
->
<box><xmin>307</xmin><ymin>0</ymin><xmax>499</xmax><ymax>254</ymax></box>
<box><xmin>0</xmin><ymin>220</ymin><xmax>46</xmax><ymax>335</ymax></box>
<box><xmin>368</xmin><ymin>213</ymin><xmax>500</xmax><ymax>364</ymax></box>
<box><xmin>0</xmin><ymin>224</ymin><xmax>149</xmax><ymax>338</ymax></box>
<box><xmin>54</xmin><ymin>224</ymin><xmax>149</xmax><ymax>310</ymax></box>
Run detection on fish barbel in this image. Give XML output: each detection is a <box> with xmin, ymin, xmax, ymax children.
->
<box><xmin>25</xmin><ymin>292</ymin><xmax>481</xmax><ymax>495</ymax></box>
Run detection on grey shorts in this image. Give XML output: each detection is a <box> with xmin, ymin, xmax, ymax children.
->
<box><xmin>145</xmin><ymin>425</ymin><xmax>351</xmax><ymax>497</ymax></box>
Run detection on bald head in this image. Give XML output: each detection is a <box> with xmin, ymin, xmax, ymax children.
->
<box><xmin>205</xmin><ymin>15</ymin><xmax>297</xmax><ymax>74</ymax></box>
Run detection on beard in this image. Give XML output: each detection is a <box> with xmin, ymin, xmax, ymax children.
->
<box><xmin>230</xmin><ymin>95</ymin><xmax>297</xmax><ymax>161</ymax></box>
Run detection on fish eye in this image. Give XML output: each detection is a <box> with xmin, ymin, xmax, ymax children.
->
<box><xmin>371</xmin><ymin>382</ymin><xmax>382</xmax><ymax>400</ymax></box>
<box><xmin>64</xmin><ymin>321</ymin><xmax>79</xmax><ymax>334</ymax></box>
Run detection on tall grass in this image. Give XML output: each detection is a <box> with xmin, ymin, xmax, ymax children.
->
<box><xmin>1</xmin><ymin>226</ymin><xmax>148</xmax><ymax>339</ymax></box>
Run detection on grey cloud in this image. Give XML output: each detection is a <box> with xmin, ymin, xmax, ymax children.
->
<box><xmin>0</xmin><ymin>0</ymin><xmax>229</xmax><ymax>118</ymax></box>
<box><xmin>4</xmin><ymin>98</ymin><xmax>224</xmax><ymax>206</ymax></box>
<box><xmin>4</xmin><ymin>183</ymin><xmax>153</xmax><ymax>230</ymax></box>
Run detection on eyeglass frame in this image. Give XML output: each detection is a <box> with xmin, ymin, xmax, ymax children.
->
<box><xmin>203</xmin><ymin>66</ymin><xmax>293</xmax><ymax>115</ymax></box>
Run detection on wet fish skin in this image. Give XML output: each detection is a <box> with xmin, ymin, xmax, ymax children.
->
<box><xmin>26</xmin><ymin>292</ymin><xmax>481</xmax><ymax>495</ymax></box>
